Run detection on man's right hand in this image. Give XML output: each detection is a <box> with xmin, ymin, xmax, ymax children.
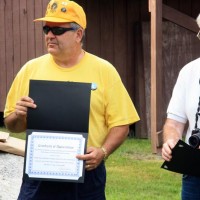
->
<box><xmin>162</xmin><ymin>139</ymin><xmax>178</xmax><ymax>161</ymax></box>
<box><xmin>162</xmin><ymin>118</ymin><xmax>185</xmax><ymax>162</ymax></box>
<box><xmin>15</xmin><ymin>96</ymin><xmax>37</xmax><ymax>118</ymax></box>
<box><xmin>4</xmin><ymin>96</ymin><xmax>37</xmax><ymax>133</ymax></box>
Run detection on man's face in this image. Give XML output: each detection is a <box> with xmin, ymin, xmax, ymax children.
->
<box><xmin>44</xmin><ymin>22</ymin><xmax>78</xmax><ymax>56</ymax></box>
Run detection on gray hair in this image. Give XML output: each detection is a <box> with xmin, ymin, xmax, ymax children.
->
<box><xmin>70</xmin><ymin>22</ymin><xmax>85</xmax><ymax>46</ymax></box>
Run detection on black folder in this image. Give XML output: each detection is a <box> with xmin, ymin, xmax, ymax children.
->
<box><xmin>161</xmin><ymin>140</ymin><xmax>200</xmax><ymax>177</ymax></box>
<box><xmin>27</xmin><ymin>80</ymin><xmax>91</xmax><ymax>132</ymax></box>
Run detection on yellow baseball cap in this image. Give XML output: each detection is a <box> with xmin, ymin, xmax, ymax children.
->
<box><xmin>34</xmin><ymin>0</ymin><xmax>86</xmax><ymax>29</ymax></box>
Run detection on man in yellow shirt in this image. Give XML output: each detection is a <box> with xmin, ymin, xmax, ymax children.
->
<box><xmin>4</xmin><ymin>0</ymin><xmax>139</xmax><ymax>199</ymax></box>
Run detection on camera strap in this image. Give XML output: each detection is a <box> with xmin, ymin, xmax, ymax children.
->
<box><xmin>194</xmin><ymin>97</ymin><xmax>200</xmax><ymax>128</ymax></box>
<box><xmin>192</xmin><ymin>79</ymin><xmax>200</xmax><ymax>134</ymax></box>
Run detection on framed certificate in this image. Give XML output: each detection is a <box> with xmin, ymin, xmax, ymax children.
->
<box><xmin>23</xmin><ymin>130</ymin><xmax>87</xmax><ymax>183</ymax></box>
<box><xmin>24</xmin><ymin>80</ymin><xmax>92</xmax><ymax>183</ymax></box>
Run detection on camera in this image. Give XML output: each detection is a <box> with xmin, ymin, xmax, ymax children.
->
<box><xmin>189</xmin><ymin>128</ymin><xmax>200</xmax><ymax>148</ymax></box>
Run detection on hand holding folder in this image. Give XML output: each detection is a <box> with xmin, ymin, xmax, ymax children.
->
<box><xmin>161</xmin><ymin>139</ymin><xmax>200</xmax><ymax>176</ymax></box>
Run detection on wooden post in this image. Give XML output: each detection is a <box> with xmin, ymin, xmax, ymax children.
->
<box><xmin>149</xmin><ymin>0</ymin><xmax>163</xmax><ymax>153</ymax></box>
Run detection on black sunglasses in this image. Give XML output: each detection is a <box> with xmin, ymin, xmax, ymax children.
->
<box><xmin>43</xmin><ymin>25</ymin><xmax>75</xmax><ymax>35</ymax></box>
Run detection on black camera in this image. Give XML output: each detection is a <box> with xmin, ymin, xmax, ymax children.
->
<box><xmin>189</xmin><ymin>129</ymin><xmax>200</xmax><ymax>148</ymax></box>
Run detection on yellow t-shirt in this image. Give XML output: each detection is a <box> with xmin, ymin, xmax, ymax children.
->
<box><xmin>4</xmin><ymin>52</ymin><xmax>140</xmax><ymax>147</ymax></box>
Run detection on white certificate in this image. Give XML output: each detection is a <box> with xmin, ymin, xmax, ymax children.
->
<box><xmin>24</xmin><ymin>131</ymin><xmax>86</xmax><ymax>182</ymax></box>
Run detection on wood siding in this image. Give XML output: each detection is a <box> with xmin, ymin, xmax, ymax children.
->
<box><xmin>0</xmin><ymin>0</ymin><xmax>49</xmax><ymax>112</ymax></box>
<box><xmin>1</xmin><ymin>0</ymin><xmax>200</xmax><ymax>138</ymax></box>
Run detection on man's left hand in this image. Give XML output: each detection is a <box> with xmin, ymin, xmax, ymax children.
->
<box><xmin>76</xmin><ymin>147</ymin><xmax>105</xmax><ymax>171</ymax></box>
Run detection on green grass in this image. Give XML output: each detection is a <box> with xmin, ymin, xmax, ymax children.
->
<box><xmin>0</xmin><ymin>127</ymin><xmax>26</xmax><ymax>140</ymax></box>
<box><xmin>105</xmin><ymin>139</ymin><xmax>182</xmax><ymax>200</ymax></box>
<box><xmin>0</xmin><ymin>127</ymin><xmax>181</xmax><ymax>199</ymax></box>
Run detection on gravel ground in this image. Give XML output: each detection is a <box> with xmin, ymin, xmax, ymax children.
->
<box><xmin>0</xmin><ymin>152</ymin><xmax>24</xmax><ymax>200</ymax></box>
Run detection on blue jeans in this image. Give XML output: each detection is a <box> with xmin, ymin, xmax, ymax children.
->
<box><xmin>18</xmin><ymin>162</ymin><xmax>106</xmax><ymax>200</ymax></box>
<box><xmin>182</xmin><ymin>174</ymin><xmax>200</xmax><ymax>200</ymax></box>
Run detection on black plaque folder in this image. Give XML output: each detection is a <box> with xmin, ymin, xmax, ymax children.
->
<box><xmin>23</xmin><ymin>80</ymin><xmax>92</xmax><ymax>183</ymax></box>
<box><xmin>27</xmin><ymin>80</ymin><xmax>91</xmax><ymax>132</ymax></box>
<box><xmin>161</xmin><ymin>140</ymin><xmax>200</xmax><ymax>177</ymax></box>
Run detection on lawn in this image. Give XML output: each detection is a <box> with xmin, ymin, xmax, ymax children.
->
<box><xmin>0</xmin><ymin>127</ymin><xmax>182</xmax><ymax>200</ymax></box>
<box><xmin>105</xmin><ymin>139</ymin><xmax>182</xmax><ymax>200</ymax></box>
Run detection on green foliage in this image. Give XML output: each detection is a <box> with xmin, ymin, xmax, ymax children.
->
<box><xmin>105</xmin><ymin>139</ymin><xmax>182</xmax><ymax>200</ymax></box>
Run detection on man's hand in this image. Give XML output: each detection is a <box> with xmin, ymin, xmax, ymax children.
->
<box><xmin>76</xmin><ymin>147</ymin><xmax>105</xmax><ymax>171</ymax></box>
<box><xmin>162</xmin><ymin>119</ymin><xmax>185</xmax><ymax>162</ymax></box>
<box><xmin>162</xmin><ymin>139</ymin><xmax>178</xmax><ymax>161</ymax></box>
<box><xmin>15</xmin><ymin>96</ymin><xmax>37</xmax><ymax>118</ymax></box>
<box><xmin>4</xmin><ymin>96</ymin><xmax>37</xmax><ymax>133</ymax></box>
<box><xmin>76</xmin><ymin>125</ymin><xmax>129</xmax><ymax>171</ymax></box>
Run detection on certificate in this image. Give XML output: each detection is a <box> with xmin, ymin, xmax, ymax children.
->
<box><xmin>24</xmin><ymin>130</ymin><xmax>86</xmax><ymax>183</ymax></box>
<box><xmin>25</xmin><ymin>80</ymin><xmax>91</xmax><ymax>183</ymax></box>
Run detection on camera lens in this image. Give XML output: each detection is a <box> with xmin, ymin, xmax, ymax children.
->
<box><xmin>189</xmin><ymin>134</ymin><xmax>200</xmax><ymax>148</ymax></box>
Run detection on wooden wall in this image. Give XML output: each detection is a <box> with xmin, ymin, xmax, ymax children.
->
<box><xmin>0</xmin><ymin>0</ymin><xmax>49</xmax><ymax>112</ymax></box>
<box><xmin>163</xmin><ymin>0</ymin><xmax>200</xmax><ymax>18</ymax></box>
<box><xmin>138</xmin><ymin>21</ymin><xmax>200</xmax><ymax>138</ymax></box>
<box><xmin>134</xmin><ymin>0</ymin><xmax>200</xmax><ymax>138</ymax></box>
<box><xmin>1</xmin><ymin>0</ymin><xmax>200</xmax><ymax>138</ymax></box>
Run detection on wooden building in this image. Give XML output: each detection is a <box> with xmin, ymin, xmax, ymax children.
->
<box><xmin>0</xmin><ymin>0</ymin><xmax>200</xmax><ymax>144</ymax></box>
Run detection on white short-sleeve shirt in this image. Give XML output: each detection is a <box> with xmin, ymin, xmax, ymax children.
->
<box><xmin>167</xmin><ymin>57</ymin><xmax>200</xmax><ymax>143</ymax></box>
